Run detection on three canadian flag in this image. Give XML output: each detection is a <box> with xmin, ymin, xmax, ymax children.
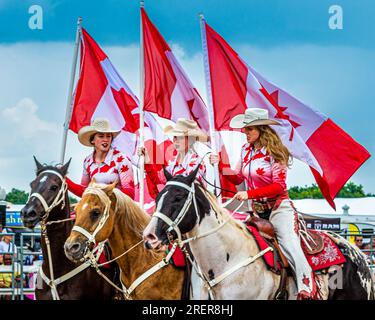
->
<box><xmin>66</xmin><ymin>10</ymin><xmax>370</xmax><ymax>210</ymax></box>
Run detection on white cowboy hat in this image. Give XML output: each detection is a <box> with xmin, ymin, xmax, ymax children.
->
<box><xmin>164</xmin><ymin>118</ymin><xmax>208</xmax><ymax>142</ymax></box>
<box><xmin>229</xmin><ymin>108</ymin><xmax>281</xmax><ymax>129</ymax></box>
<box><xmin>78</xmin><ymin>118</ymin><xmax>121</xmax><ymax>147</ymax></box>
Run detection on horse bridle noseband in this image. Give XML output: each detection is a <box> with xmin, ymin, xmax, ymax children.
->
<box><xmin>152</xmin><ymin>180</ymin><xmax>200</xmax><ymax>243</ymax></box>
<box><xmin>28</xmin><ymin>170</ymin><xmax>68</xmax><ymax>223</ymax></box>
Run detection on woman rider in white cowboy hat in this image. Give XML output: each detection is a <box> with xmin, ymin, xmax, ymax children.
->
<box><xmin>209</xmin><ymin>108</ymin><xmax>318</xmax><ymax>300</ymax></box>
<box><xmin>138</xmin><ymin>118</ymin><xmax>208</xmax><ymax>197</ymax></box>
<box><xmin>66</xmin><ymin>118</ymin><xmax>135</xmax><ymax>199</ymax></box>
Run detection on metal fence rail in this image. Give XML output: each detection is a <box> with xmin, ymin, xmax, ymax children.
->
<box><xmin>0</xmin><ymin>231</ymin><xmax>41</xmax><ymax>300</ymax></box>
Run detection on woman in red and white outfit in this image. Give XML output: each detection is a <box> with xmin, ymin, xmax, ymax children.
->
<box><xmin>66</xmin><ymin>118</ymin><xmax>135</xmax><ymax>199</ymax></box>
<box><xmin>138</xmin><ymin>118</ymin><xmax>207</xmax><ymax>196</ymax></box>
<box><xmin>210</xmin><ymin>108</ymin><xmax>317</xmax><ymax>300</ymax></box>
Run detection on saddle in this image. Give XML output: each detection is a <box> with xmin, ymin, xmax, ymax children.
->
<box><xmin>247</xmin><ymin>216</ymin><xmax>289</xmax><ymax>268</ymax></box>
<box><xmin>247</xmin><ymin>216</ymin><xmax>325</xmax><ymax>257</ymax></box>
<box><xmin>246</xmin><ymin>216</ymin><xmax>325</xmax><ymax>300</ymax></box>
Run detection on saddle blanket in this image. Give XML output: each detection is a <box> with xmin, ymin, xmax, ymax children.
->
<box><xmin>232</xmin><ymin>213</ymin><xmax>346</xmax><ymax>272</ymax></box>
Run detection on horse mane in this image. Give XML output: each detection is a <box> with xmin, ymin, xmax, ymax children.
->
<box><xmin>87</xmin><ymin>182</ymin><xmax>151</xmax><ymax>237</ymax></box>
<box><xmin>112</xmin><ymin>188</ymin><xmax>151</xmax><ymax>237</ymax></box>
<box><xmin>199</xmin><ymin>186</ymin><xmax>252</xmax><ymax>237</ymax></box>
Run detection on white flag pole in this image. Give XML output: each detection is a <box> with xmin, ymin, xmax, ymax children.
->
<box><xmin>60</xmin><ymin>17</ymin><xmax>82</xmax><ymax>164</ymax></box>
<box><xmin>199</xmin><ymin>14</ymin><xmax>222</xmax><ymax>204</ymax></box>
<box><xmin>139</xmin><ymin>1</ymin><xmax>145</xmax><ymax>208</ymax></box>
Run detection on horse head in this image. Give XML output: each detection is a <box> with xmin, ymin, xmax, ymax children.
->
<box><xmin>143</xmin><ymin>165</ymin><xmax>211</xmax><ymax>250</ymax></box>
<box><xmin>64</xmin><ymin>179</ymin><xmax>117</xmax><ymax>263</ymax></box>
<box><xmin>21</xmin><ymin>156</ymin><xmax>71</xmax><ymax>229</ymax></box>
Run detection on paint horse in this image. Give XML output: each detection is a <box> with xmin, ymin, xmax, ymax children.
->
<box><xmin>143</xmin><ymin>166</ymin><xmax>375</xmax><ymax>300</ymax></box>
<box><xmin>21</xmin><ymin>158</ymin><xmax>117</xmax><ymax>300</ymax></box>
<box><xmin>64</xmin><ymin>180</ymin><xmax>185</xmax><ymax>299</ymax></box>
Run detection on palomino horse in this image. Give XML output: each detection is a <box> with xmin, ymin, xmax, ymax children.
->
<box><xmin>21</xmin><ymin>158</ymin><xmax>117</xmax><ymax>300</ymax></box>
<box><xmin>143</xmin><ymin>167</ymin><xmax>375</xmax><ymax>300</ymax></box>
<box><xmin>64</xmin><ymin>180</ymin><xmax>185</xmax><ymax>299</ymax></box>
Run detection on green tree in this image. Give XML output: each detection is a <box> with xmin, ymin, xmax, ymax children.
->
<box><xmin>288</xmin><ymin>182</ymin><xmax>373</xmax><ymax>199</ymax></box>
<box><xmin>5</xmin><ymin>188</ymin><xmax>79</xmax><ymax>205</ymax></box>
<box><xmin>5</xmin><ymin>188</ymin><xmax>29</xmax><ymax>204</ymax></box>
<box><xmin>337</xmin><ymin>182</ymin><xmax>366</xmax><ymax>198</ymax></box>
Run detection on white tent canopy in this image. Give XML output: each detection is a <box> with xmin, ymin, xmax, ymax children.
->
<box><xmin>293</xmin><ymin>197</ymin><xmax>375</xmax><ymax>216</ymax></box>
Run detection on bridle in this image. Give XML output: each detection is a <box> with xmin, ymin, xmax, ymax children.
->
<box><xmin>71</xmin><ymin>186</ymin><xmax>112</xmax><ymax>246</ymax></box>
<box><xmin>28</xmin><ymin>170</ymin><xmax>68</xmax><ymax>222</ymax></box>
<box><xmin>153</xmin><ymin>181</ymin><xmax>201</xmax><ymax>243</ymax></box>
<box><xmin>151</xmin><ymin>179</ymin><xmax>273</xmax><ymax>300</ymax></box>
<box><xmin>70</xmin><ymin>186</ymin><xmax>180</xmax><ymax>299</ymax></box>
<box><xmin>27</xmin><ymin>169</ymin><xmax>86</xmax><ymax>300</ymax></box>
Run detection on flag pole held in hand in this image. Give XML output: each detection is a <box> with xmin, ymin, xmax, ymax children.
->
<box><xmin>60</xmin><ymin>17</ymin><xmax>82</xmax><ymax>164</ymax></box>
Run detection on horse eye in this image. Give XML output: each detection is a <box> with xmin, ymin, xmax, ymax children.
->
<box><xmin>49</xmin><ymin>185</ymin><xmax>58</xmax><ymax>192</ymax></box>
<box><xmin>90</xmin><ymin>209</ymin><xmax>101</xmax><ymax>220</ymax></box>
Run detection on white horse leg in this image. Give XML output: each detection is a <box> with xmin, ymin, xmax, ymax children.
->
<box><xmin>189</xmin><ymin>266</ymin><xmax>205</xmax><ymax>300</ymax></box>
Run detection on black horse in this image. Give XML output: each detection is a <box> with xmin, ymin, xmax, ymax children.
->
<box><xmin>21</xmin><ymin>157</ymin><xmax>118</xmax><ymax>300</ymax></box>
<box><xmin>144</xmin><ymin>167</ymin><xmax>375</xmax><ymax>300</ymax></box>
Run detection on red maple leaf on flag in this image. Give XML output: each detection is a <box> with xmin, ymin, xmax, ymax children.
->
<box><xmin>113</xmin><ymin>149</ymin><xmax>120</xmax><ymax>156</ymax></box>
<box><xmin>113</xmin><ymin>169</ymin><xmax>119</xmax><ymax>174</ymax></box>
<box><xmin>116</xmin><ymin>155</ymin><xmax>124</xmax><ymax>163</ymax></box>
<box><xmin>121</xmin><ymin>165</ymin><xmax>129</xmax><ymax>173</ymax></box>
<box><xmin>259</xmin><ymin>87</ymin><xmax>301</xmax><ymax>141</ymax></box>
<box><xmin>256</xmin><ymin>167</ymin><xmax>265</xmax><ymax>176</ymax></box>
<box><xmin>264</xmin><ymin>156</ymin><xmax>271</xmax><ymax>162</ymax></box>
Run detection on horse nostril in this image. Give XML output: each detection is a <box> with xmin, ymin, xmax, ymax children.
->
<box><xmin>68</xmin><ymin>242</ymin><xmax>82</xmax><ymax>254</ymax></box>
<box><xmin>28</xmin><ymin>210</ymin><xmax>37</xmax><ymax>218</ymax></box>
<box><xmin>145</xmin><ymin>233</ymin><xmax>157</xmax><ymax>242</ymax></box>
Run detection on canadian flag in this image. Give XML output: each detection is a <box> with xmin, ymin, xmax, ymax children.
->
<box><xmin>203</xmin><ymin>21</ymin><xmax>370</xmax><ymax>209</ymax></box>
<box><xmin>141</xmin><ymin>8</ymin><xmax>209</xmax><ymax>133</ymax></box>
<box><xmin>69</xmin><ymin>28</ymin><xmax>172</xmax><ymax>208</ymax></box>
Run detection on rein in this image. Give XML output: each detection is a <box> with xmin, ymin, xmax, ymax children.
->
<box><xmin>72</xmin><ymin>187</ymin><xmax>179</xmax><ymax>299</ymax></box>
<box><xmin>153</xmin><ymin>180</ymin><xmax>273</xmax><ymax>299</ymax></box>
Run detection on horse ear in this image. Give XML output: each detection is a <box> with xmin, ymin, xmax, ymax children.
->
<box><xmin>163</xmin><ymin>166</ymin><xmax>173</xmax><ymax>181</ymax></box>
<box><xmin>103</xmin><ymin>180</ymin><xmax>117</xmax><ymax>194</ymax></box>
<box><xmin>60</xmin><ymin>158</ymin><xmax>71</xmax><ymax>176</ymax></box>
<box><xmin>33</xmin><ymin>156</ymin><xmax>43</xmax><ymax>172</ymax></box>
<box><xmin>186</xmin><ymin>164</ymin><xmax>200</xmax><ymax>185</ymax></box>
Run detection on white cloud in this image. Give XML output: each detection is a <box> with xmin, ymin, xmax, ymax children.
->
<box><xmin>2</xmin><ymin>98</ymin><xmax>58</xmax><ymax>138</ymax></box>
<box><xmin>0</xmin><ymin>41</ymin><xmax>373</xmax><ymax>198</ymax></box>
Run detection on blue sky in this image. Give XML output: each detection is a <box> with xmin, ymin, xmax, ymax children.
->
<box><xmin>0</xmin><ymin>0</ymin><xmax>374</xmax><ymax>199</ymax></box>
<box><xmin>1</xmin><ymin>0</ymin><xmax>374</xmax><ymax>49</ymax></box>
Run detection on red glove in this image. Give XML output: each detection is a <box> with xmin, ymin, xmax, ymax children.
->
<box><xmin>66</xmin><ymin>177</ymin><xmax>86</xmax><ymax>198</ymax></box>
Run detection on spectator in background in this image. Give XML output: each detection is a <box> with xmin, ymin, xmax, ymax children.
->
<box><xmin>362</xmin><ymin>243</ymin><xmax>371</xmax><ymax>261</ymax></box>
<box><xmin>0</xmin><ymin>232</ymin><xmax>17</xmax><ymax>259</ymax></box>
<box><xmin>0</xmin><ymin>254</ymin><xmax>22</xmax><ymax>300</ymax></box>
<box><xmin>355</xmin><ymin>236</ymin><xmax>364</xmax><ymax>249</ymax></box>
